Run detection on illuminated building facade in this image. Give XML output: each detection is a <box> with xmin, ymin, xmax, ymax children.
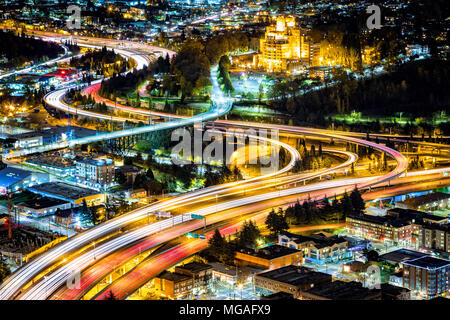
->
<box><xmin>345</xmin><ymin>214</ymin><xmax>414</xmax><ymax>246</ymax></box>
<box><xmin>402</xmin><ymin>256</ymin><xmax>450</xmax><ymax>299</ymax></box>
<box><xmin>256</xmin><ymin>16</ymin><xmax>320</xmax><ymax>73</ymax></box>
<box><xmin>257</xmin><ymin>16</ymin><xmax>301</xmax><ymax>73</ymax></box>
<box><xmin>76</xmin><ymin>157</ymin><xmax>115</xmax><ymax>189</ymax></box>
<box><xmin>235</xmin><ymin>245</ymin><xmax>303</xmax><ymax>270</ymax></box>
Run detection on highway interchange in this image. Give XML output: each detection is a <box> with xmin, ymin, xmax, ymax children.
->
<box><xmin>0</xmin><ymin>34</ymin><xmax>448</xmax><ymax>300</ymax></box>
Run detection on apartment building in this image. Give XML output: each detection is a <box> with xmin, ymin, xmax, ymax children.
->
<box><xmin>154</xmin><ymin>271</ymin><xmax>193</xmax><ymax>299</ymax></box>
<box><xmin>345</xmin><ymin>208</ymin><xmax>447</xmax><ymax>247</ymax></box>
<box><xmin>235</xmin><ymin>245</ymin><xmax>303</xmax><ymax>270</ymax></box>
<box><xmin>76</xmin><ymin>157</ymin><xmax>115</xmax><ymax>188</ymax></box>
<box><xmin>174</xmin><ymin>262</ymin><xmax>213</xmax><ymax>295</ymax></box>
<box><xmin>402</xmin><ymin>256</ymin><xmax>450</xmax><ymax>299</ymax></box>
<box><xmin>278</xmin><ymin>231</ymin><xmax>349</xmax><ymax>264</ymax></box>
<box><xmin>346</xmin><ymin>213</ymin><xmax>414</xmax><ymax>246</ymax></box>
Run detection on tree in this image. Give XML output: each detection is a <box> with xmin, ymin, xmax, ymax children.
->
<box><xmin>79</xmin><ymin>199</ymin><xmax>96</xmax><ymax>226</ymax></box>
<box><xmin>208</xmin><ymin>229</ymin><xmax>235</xmax><ymax>265</ymax></box>
<box><xmin>209</xmin><ymin>229</ymin><xmax>226</xmax><ymax>257</ymax></box>
<box><xmin>363</xmin><ymin>249</ymin><xmax>379</xmax><ymax>262</ymax></box>
<box><xmin>0</xmin><ymin>259</ymin><xmax>11</xmax><ymax>283</ymax></box>
<box><xmin>145</xmin><ymin>168</ymin><xmax>155</xmax><ymax>180</ymax></box>
<box><xmin>340</xmin><ymin>192</ymin><xmax>353</xmax><ymax>216</ymax></box>
<box><xmin>237</xmin><ymin>220</ymin><xmax>260</xmax><ymax>249</ymax></box>
<box><xmin>105</xmin><ymin>291</ymin><xmax>117</xmax><ymax>300</ymax></box>
<box><xmin>265</xmin><ymin>208</ymin><xmax>289</xmax><ymax>237</ymax></box>
<box><xmin>171</xmin><ymin>40</ymin><xmax>210</xmax><ymax>101</ymax></box>
<box><xmin>350</xmin><ymin>188</ymin><xmax>365</xmax><ymax>215</ymax></box>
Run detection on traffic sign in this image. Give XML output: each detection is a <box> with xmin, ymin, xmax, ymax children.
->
<box><xmin>186</xmin><ymin>232</ymin><xmax>206</xmax><ymax>239</ymax></box>
<box><xmin>191</xmin><ymin>214</ymin><xmax>204</xmax><ymax>220</ymax></box>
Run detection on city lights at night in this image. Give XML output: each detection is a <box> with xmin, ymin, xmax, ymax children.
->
<box><xmin>0</xmin><ymin>0</ymin><xmax>448</xmax><ymax>316</ymax></box>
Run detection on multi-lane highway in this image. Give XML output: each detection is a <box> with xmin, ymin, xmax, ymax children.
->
<box><xmin>83</xmin><ymin>171</ymin><xmax>450</xmax><ymax>301</ymax></box>
<box><xmin>1</xmin><ymin>33</ymin><xmax>447</xmax><ymax>301</ymax></box>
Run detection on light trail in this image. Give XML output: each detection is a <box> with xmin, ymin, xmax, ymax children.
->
<box><xmin>46</xmin><ymin>150</ymin><xmax>356</xmax><ymax>300</ymax></box>
<box><xmin>0</xmin><ymin>34</ymin><xmax>418</xmax><ymax>301</ymax></box>
<box><xmin>0</xmin><ymin>110</ymin><xmax>302</xmax><ymax>300</ymax></box>
<box><xmin>19</xmin><ymin>177</ymin><xmax>367</xmax><ymax>300</ymax></box>
<box><xmin>90</xmin><ymin>174</ymin><xmax>450</xmax><ymax>300</ymax></box>
<box><xmin>0</xmin><ymin>42</ymin><xmax>70</xmax><ymax>80</ymax></box>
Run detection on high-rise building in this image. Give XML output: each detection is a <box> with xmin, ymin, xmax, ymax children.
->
<box><xmin>256</xmin><ymin>15</ymin><xmax>320</xmax><ymax>73</ymax></box>
<box><xmin>76</xmin><ymin>157</ymin><xmax>115</xmax><ymax>188</ymax></box>
<box><xmin>257</xmin><ymin>16</ymin><xmax>301</xmax><ymax>73</ymax></box>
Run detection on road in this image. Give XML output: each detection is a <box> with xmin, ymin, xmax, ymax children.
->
<box><xmin>0</xmin><ymin>33</ymin><xmax>444</xmax><ymax>301</ymax></box>
<box><xmin>86</xmin><ymin>173</ymin><xmax>450</xmax><ymax>300</ymax></box>
<box><xmin>14</xmin><ymin>150</ymin><xmax>357</xmax><ymax>300</ymax></box>
<box><xmin>0</xmin><ymin>35</ymin><xmax>400</xmax><ymax>300</ymax></box>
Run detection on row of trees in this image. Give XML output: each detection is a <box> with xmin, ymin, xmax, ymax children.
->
<box><xmin>208</xmin><ymin>220</ymin><xmax>261</xmax><ymax>265</ymax></box>
<box><xmin>97</xmin><ymin>55</ymin><xmax>170</xmax><ymax>102</ymax></box>
<box><xmin>171</xmin><ymin>32</ymin><xmax>250</xmax><ymax>101</ymax></box>
<box><xmin>134</xmin><ymin>128</ymin><xmax>173</xmax><ymax>153</ymax></box>
<box><xmin>217</xmin><ymin>55</ymin><xmax>234</xmax><ymax>94</ymax></box>
<box><xmin>98</xmin><ymin>67</ymin><xmax>147</xmax><ymax>99</ymax></box>
<box><xmin>0</xmin><ymin>31</ymin><xmax>64</xmax><ymax>68</ymax></box>
<box><xmin>69</xmin><ymin>46</ymin><xmax>129</xmax><ymax>77</ymax></box>
<box><xmin>292</xmin><ymin>141</ymin><xmax>333</xmax><ymax>172</ymax></box>
<box><xmin>203</xmin><ymin>165</ymin><xmax>243</xmax><ymax>187</ymax></box>
<box><xmin>283</xmin><ymin>188</ymin><xmax>365</xmax><ymax>226</ymax></box>
<box><xmin>268</xmin><ymin>59</ymin><xmax>450</xmax><ymax>126</ymax></box>
<box><xmin>120</xmin><ymin>151</ymin><xmax>243</xmax><ymax>193</ymax></box>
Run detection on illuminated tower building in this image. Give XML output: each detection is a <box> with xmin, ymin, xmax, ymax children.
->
<box><xmin>257</xmin><ymin>16</ymin><xmax>320</xmax><ymax>73</ymax></box>
<box><xmin>257</xmin><ymin>16</ymin><xmax>301</xmax><ymax>73</ymax></box>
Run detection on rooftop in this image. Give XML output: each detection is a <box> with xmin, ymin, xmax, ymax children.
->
<box><xmin>304</xmin><ymin>281</ymin><xmax>380</xmax><ymax>300</ymax></box>
<box><xmin>209</xmin><ymin>262</ymin><xmax>264</xmax><ymax>277</ymax></box>
<box><xmin>156</xmin><ymin>271</ymin><xmax>191</xmax><ymax>283</ymax></box>
<box><xmin>26</xmin><ymin>155</ymin><xmax>76</xmax><ymax>169</ymax></box>
<box><xmin>0</xmin><ymin>167</ymin><xmax>33</xmax><ymax>188</ymax></box>
<box><xmin>256</xmin><ymin>265</ymin><xmax>331</xmax><ymax>287</ymax></box>
<box><xmin>380</xmin><ymin>283</ymin><xmax>410</xmax><ymax>298</ymax></box>
<box><xmin>17</xmin><ymin>197</ymin><xmax>69</xmax><ymax>210</ymax></box>
<box><xmin>403</xmin><ymin>256</ymin><xmax>450</xmax><ymax>270</ymax></box>
<box><xmin>29</xmin><ymin>182</ymin><xmax>102</xmax><ymax>200</ymax></box>
<box><xmin>347</xmin><ymin>212</ymin><xmax>413</xmax><ymax>228</ymax></box>
<box><xmin>401</xmin><ymin>192</ymin><xmax>450</xmax><ymax>208</ymax></box>
<box><xmin>349</xmin><ymin>208</ymin><xmax>446</xmax><ymax>228</ymax></box>
<box><xmin>379</xmin><ymin>249</ymin><xmax>429</xmax><ymax>264</ymax></box>
<box><xmin>76</xmin><ymin>158</ymin><xmax>114</xmax><ymax>167</ymax></box>
<box><xmin>280</xmin><ymin>231</ymin><xmax>347</xmax><ymax>249</ymax></box>
<box><xmin>239</xmin><ymin>245</ymin><xmax>301</xmax><ymax>260</ymax></box>
<box><xmin>175</xmin><ymin>262</ymin><xmax>212</xmax><ymax>274</ymax></box>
